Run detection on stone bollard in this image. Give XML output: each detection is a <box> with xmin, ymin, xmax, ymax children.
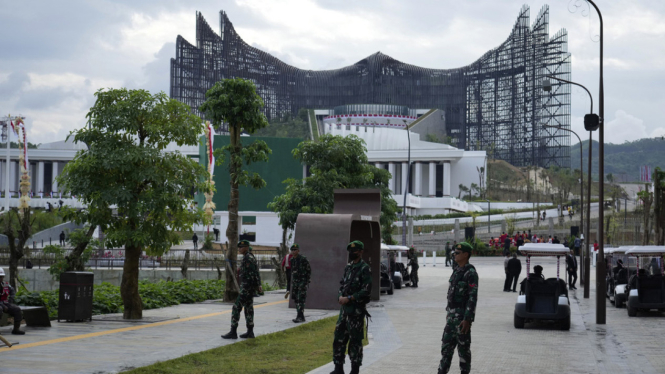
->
<box><xmin>433</xmin><ymin>251</ymin><xmax>437</xmax><ymax>267</ymax></box>
<box><xmin>423</xmin><ymin>251</ymin><xmax>427</xmax><ymax>267</ymax></box>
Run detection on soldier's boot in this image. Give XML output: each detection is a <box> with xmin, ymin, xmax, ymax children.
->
<box><xmin>239</xmin><ymin>326</ymin><xmax>255</xmax><ymax>339</ymax></box>
<box><xmin>329</xmin><ymin>363</ymin><xmax>344</xmax><ymax>374</ymax></box>
<box><xmin>350</xmin><ymin>363</ymin><xmax>360</xmax><ymax>374</ymax></box>
<box><xmin>292</xmin><ymin>311</ymin><xmax>305</xmax><ymax>323</ymax></box>
<box><xmin>11</xmin><ymin>319</ymin><xmax>24</xmax><ymax>335</ymax></box>
<box><xmin>221</xmin><ymin>326</ymin><xmax>237</xmax><ymax>339</ymax></box>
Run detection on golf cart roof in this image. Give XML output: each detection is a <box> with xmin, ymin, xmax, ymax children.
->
<box><xmin>386</xmin><ymin>245</ymin><xmax>410</xmax><ymax>251</ymax></box>
<box><xmin>625</xmin><ymin>246</ymin><xmax>665</xmax><ymax>256</ymax></box>
<box><xmin>607</xmin><ymin>246</ymin><xmax>634</xmax><ymax>254</ymax></box>
<box><xmin>519</xmin><ymin>243</ymin><xmax>569</xmax><ymax>256</ymax></box>
<box><xmin>381</xmin><ymin>243</ymin><xmax>389</xmax><ymax>250</ymax></box>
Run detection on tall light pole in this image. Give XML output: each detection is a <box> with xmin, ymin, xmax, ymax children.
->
<box><xmin>486</xmin><ymin>199</ymin><xmax>491</xmax><ymax>233</ymax></box>
<box><xmin>543</xmin><ymin>74</ymin><xmax>595</xmax><ymax>298</ymax></box>
<box><xmin>587</xmin><ymin>0</ymin><xmax>606</xmax><ymax>324</ymax></box>
<box><xmin>401</xmin><ymin>120</ymin><xmax>411</xmax><ymax>246</ymax></box>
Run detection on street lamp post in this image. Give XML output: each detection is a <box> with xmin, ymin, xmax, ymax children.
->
<box><xmin>401</xmin><ymin>120</ymin><xmax>411</xmax><ymax>246</ymax></box>
<box><xmin>543</xmin><ymin>75</ymin><xmax>595</xmax><ymax>299</ymax></box>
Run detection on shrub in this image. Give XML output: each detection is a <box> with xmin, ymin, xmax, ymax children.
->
<box><xmin>15</xmin><ymin>279</ymin><xmax>227</xmax><ymax>319</ymax></box>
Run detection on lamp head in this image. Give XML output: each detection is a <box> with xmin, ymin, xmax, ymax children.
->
<box><xmin>542</xmin><ymin>79</ymin><xmax>552</xmax><ymax>92</ymax></box>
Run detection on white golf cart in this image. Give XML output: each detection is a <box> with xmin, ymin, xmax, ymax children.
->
<box><xmin>606</xmin><ymin>246</ymin><xmax>634</xmax><ymax>307</ymax></box>
<box><xmin>385</xmin><ymin>245</ymin><xmax>412</xmax><ymax>289</ymax></box>
<box><xmin>624</xmin><ymin>246</ymin><xmax>665</xmax><ymax>317</ymax></box>
<box><xmin>514</xmin><ymin>243</ymin><xmax>571</xmax><ymax>330</ymax></box>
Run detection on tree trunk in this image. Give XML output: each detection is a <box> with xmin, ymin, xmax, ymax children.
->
<box><xmin>180</xmin><ymin>249</ymin><xmax>190</xmax><ymax>279</ymax></box>
<box><xmin>65</xmin><ymin>225</ymin><xmax>96</xmax><ymax>271</ymax></box>
<box><xmin>121</xmin><ymin>244</ymin><xmax>143</xmax><ymax>319</ymax></box>
<box><xmin>4</xmin><ymin>208</ymin><xmax>29</xmax><ymax>290</ymax></box>
<box><xmin>224</xmin><ymin>125</ymin><xmax>241</xmax><ymax>302</ymax></box>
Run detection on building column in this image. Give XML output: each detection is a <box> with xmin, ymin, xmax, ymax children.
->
<box><xmin>388</xmin><ymin>162</ymin><xmax>395</xmax><ymax>194</ymax></box>
<box><xmin>443</xmin><ymin>162</ymin><xmax>451</xmax><ymax>196</ymax></box>
<box><xmin>401</xmin><ymin>162</ymin><xmax>408</xmax><ymax>195</ymax></box>
<box><xmin>414</xmin><ymin>162</ymin><xmax>422</xmax><ymax>196</ymax></box>
<box><xmin>375</xmin><ymin>162</ymin><xmax>382</xmax><ymax>170</ymax></box>
<box><xmin>37</xmin><ymin>161</ymin><xmax>45</xmax><ymax>195</ymax></box>
<box><xmin>52</xmin><ymin>161</ymin><xmax>59</xmax><ymax>193</ymax></box>
<box><xmin>429</xmin><ymin>162</ymin><xmax>436</xmax><ymax>197</ymax></box>
<box><xmin>0</xmin><ymin>161</ymin><xmax>4</xmax><ymax>195</ymax></box>
<box><xmin>9</xmin><ymin>161</ymin><xmax>17</xmax><ymax>195</ymax></box>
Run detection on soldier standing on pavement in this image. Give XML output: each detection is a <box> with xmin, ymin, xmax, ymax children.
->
<box><xmin>221</xmin><ymin>240</ymin><xmax>263</xmax><ymax>340</ymax></box>
<box><xmin>445</xmin><ymin>241</ymin><xmax>452</xmax><ymax>267</ymax></box>
<box><xmin>330</xmin><ymin>240</ymin><xmax>372</xmax><ymax>374</ymax></box>
<box><xmin>408</xmin><ymin>245</ymin><xmax>419</xmax><ymax>287</ymax></box>
<box><xmin>289</xmin><ymin>243</ymin><xmax>311</xmax><ymax>323</ymax></box>
<box><xmin>438</xmin><ymin>242</ymin><xmax>478</xmax><ymax>374</ymax></box>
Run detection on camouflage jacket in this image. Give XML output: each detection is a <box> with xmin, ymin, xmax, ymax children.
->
<box><xmin>408</xmin><ymin>251</ymin><xmax>419</xmax><ymax>266</ymax></box>
<box><xmin>289</xmin><ymin>255</ymin><xmax>311</xmax><ymax>287</ymax></box>
<box><xmin>239</xmin><ymin>252</ymin><xmax>261</xmax><ymax>291</ymax></box>
<box><xmin>446</xmin><ymin>263</ymin><xmax>478</xmax><ymax>322</ymax></box>
<box><xmin>338</xmin><ymin>260</ymin><xmax>372</xmax><ymax>316</ymax></box>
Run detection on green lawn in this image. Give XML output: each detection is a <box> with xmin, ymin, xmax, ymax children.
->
<box><xmin>124</xmin><ymin>316</ymin><xmax>368</xmax><ymax>374</ymax></box>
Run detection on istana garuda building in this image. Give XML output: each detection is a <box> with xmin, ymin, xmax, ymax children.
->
<box><xmin>171</xmin><ymin>5</ymin><xmax>571</xmax><ymax>168</ymax></box>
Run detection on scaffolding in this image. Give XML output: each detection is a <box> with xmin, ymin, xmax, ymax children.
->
<box><xmin>170</xmin><ymin>5</ymin><xmax>571</xmax><ymax>168</ymax></box>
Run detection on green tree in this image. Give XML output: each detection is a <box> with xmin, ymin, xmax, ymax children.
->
<box><xmin>199</xmin><ymin>78</ymin><xmax>271</xmax><ymax>302</ymax></box>
<box><xmin>58</xmin><ymin>88</ymin><xmax>207</xmax><ymax>319</ymax></box>
<box><xmin>254</xmin><ymin>108</ymin><xmax>310</xmax><ymax>139</ymax></box>
<box><xmin>1</xmin><ymin>208</ymin><xmax>32</xmax><ymax>290</ymax></box>
<box><xmin>268</xmin><ymin>134</ymin><xmax>399</xmax><ymax>249</ymax></box>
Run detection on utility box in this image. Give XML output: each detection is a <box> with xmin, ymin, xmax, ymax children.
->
<box><xmin>58</xmin><ymin>272</ymin><xmax>94</xmax><ymax>322</ymax></box>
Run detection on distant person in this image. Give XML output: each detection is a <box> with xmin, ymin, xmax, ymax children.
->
<box><xmin>649</xmin><ymin>258</ymin><xmax>662</xmax><ymax>276</ymax></box>
<box><xmin>566</xmin><ymin>250</ymin><xmax>578</xmax><ymax>290</ymax></box>
<box><xmin>192</xmin><ymin>233</ymin><xmax>198</xmax><ymax>250</ymax></box>
<box><xmin>0</xmin><ymin>268</ymin><xmax>25</xmax><ymax>335</ymax></box>
<box><xmin>520</xmin><ymin>265</ymin><xmax>545</xmax><ymax>294</ymax></box>
<box><xmin>445</xmin><ymin>241</ymin><xmax>453</xmax><ymax>267</ymax></box>
<box><xmin>281</xmin><ymin>249</ymin><xmax>293</xmax><ymax>299</ymax></box>
<box><xmin>548</xmin><ymin>235</ymin><xmax>553</xmax><ymax>244</ymax></box>
<box><xmin>593</xmin><ymin>240</ymin><xmax>599</xmax><ymax>252</ymax></box>
<box><xmin>553</xmin><ymin>236</ymin><xmax>560</xmax><ymax>244</ymax></box>
<box><xmin>503</xmin><ymin>237</ymin><xmax>511</xmax><ymax>256</ymax></box>
<box><xmin>506</xmin><ymin>254</ymin><xmax>522</xmax><ymax>292</ymax></box>
<box><xmin>516</xmin><ymin>234</ymin><xmax>524</xmax><ymax>248</ymax></box>
<box><xmin>503</xmin><ymin>253</ymin><xmax>511</xmax><ymax>292</ymax></box>
<box><xmin>408</xmin><ymin>246</ymin><xmax>419</xmax><ymax>288</ymax></box>
<box><xmin>213</xmin><ymin>228</ymin><xmax>220</xmax><ymax>241</ymax></box>
<box><xmin>574</xmin><ymin>236</ymin><xmax>581</xmax><ymax>256</ymax></box>
<box><xmin>289</xmin><ymin>243</ymin><xmax>311</xmax><ymax>323</ymax></box>
<box><xmin>59</xmin><ymin>231</ymin><xmax>66</xmax><ymax>246</ymax></box>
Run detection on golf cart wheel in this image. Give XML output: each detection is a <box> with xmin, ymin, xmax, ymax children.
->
<box><xmin>609</xmin><ymin>297</ymin><xmax>615</xmax><ymax>305</ymax></box>
<box><xmin>514</xmin><ymin>313</ymin><xmax>525</xmax><ymax>329</ymax></box>
<box><xmin>627</xmin><ymin>305</ymin><xmax>637</xmax><ymax>317</ymax></box>
<box><xmin>560</xmin><ymin>315</ymin><xmax>571</xmax><ymax>331</ymax></box>
<box><xmin>393</xmin><ymin>276</ymin><xmax>402</xmax><ymax>289</ymax></box>
<box><xmin>614</xmin><ymin>296</ymin><xmax>622</xmax><ymax>308</ymax></box>
<box><xmin>387</xmin><ymin>283</ymin><xmax>394</xmax><ymax>295</ymax></box>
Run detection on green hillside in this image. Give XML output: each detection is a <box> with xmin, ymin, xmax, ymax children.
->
<box><xmin>571</xmin><ymin>138</ymin><xmax>665</xmax><ymax>182</ymax></box>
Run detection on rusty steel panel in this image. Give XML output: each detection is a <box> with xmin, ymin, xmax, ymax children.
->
<box><xmin>333</xmin><ymin>189</ymin><xmax>382</xmax><ymax>218</ymax></box>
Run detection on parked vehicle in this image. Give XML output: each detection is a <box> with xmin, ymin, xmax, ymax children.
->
<box><xmin>624</xmin><ymin>246</ymin><xmax>665</xmax><ymax>317</ymax></box>
<box><xmin>379</xmin><ymin>244</ymin><xmax>394</xmax><ymax>295</ymax></box>
<box><xmin>606</xmin><ymin>246</ymin><xmax>635</xmax><ymax>307</ymax></box>
<box><xmin>385</xmin><ymin>245</ymin><xmax>412</xmax><ymax>289</ymax></box>
<box><xmin>514</xmin><ymin>243</ymin><xmax>571</xmax><ymax>330</ymax></box>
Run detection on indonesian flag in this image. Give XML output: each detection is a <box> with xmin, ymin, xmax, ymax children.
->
<box><xmin>207</xmin><ymin>121</ymin><xmax>214</xmax><ymax>174</ymax></box>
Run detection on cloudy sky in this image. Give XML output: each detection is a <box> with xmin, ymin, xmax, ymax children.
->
<box><xmin>1</xmin><ymin>0</ymin><xmax>663</xmax><ymax>145</ymax></box>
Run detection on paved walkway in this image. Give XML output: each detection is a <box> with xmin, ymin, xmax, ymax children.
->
<box><xmin>2</xmin><ymin>256</ymin><xmax>663</xmax><ymax>373</ymax></box>
<box><xmin>310</xmin><ymin>257</ymin><xmax>664</xmax><ymax>374</ymax></box>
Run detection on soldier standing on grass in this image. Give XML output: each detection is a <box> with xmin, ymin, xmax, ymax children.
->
<box><xmin>221</xmin><ymin>240</ymin><xmax>262</xmax><ymax>340</ymax></box>
<box><xmin>438</xmin><ymin>242</ymin><xmax>478</xmax><ymax>374</ymax></box>
<box><xmin>289</xmin><ymin>243</ymin><xmax>311</xmax><ymax>323</ymax></box>
<box><xmin>331</xmin><ymin>240</ymin><xmax>372</xmax><ymax>374</ymax></box>
<box><xmin>408</xmin><ymin>245</ymin><xmax>419</xmax><ymax>287</ymax></box>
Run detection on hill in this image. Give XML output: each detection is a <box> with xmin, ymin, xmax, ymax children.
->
<box><xmin>571</xmin><ymin>138</ymin><xmax>665</xmax><ymax>182</ymax></box>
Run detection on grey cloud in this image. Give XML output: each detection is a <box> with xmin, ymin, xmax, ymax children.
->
<box><xmin>0</xmin><ymin>72</ymin><xmax>30</xmax><ymax>100</ymax></box>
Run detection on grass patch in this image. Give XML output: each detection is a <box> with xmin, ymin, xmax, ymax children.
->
<box><xmin>124</xmin><ymin>316</ymin><xmax>368</xmax><ymax>374</ymax></box>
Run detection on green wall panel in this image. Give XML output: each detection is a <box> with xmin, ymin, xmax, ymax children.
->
<box><xmin>199</xmin><ymin>136</ymin><xmax>303</xmax><ymax>212</ymax></box>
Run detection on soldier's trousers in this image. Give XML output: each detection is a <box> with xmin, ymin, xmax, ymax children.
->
<box><xmin>439</xmin><ymin>313</ymin><xmax>471</xmax><ymax>374</ymax></box>
<box><xmin>411</xmin><ymin>264</ymin><xmax>419</xmax><ymax>285</ymax></box>
<box><xmin>230</xmin><ymin>289</ymin><xmax>254</xmax><ymax>328</ymax></box>
<box><xmin>291</xmin><ymin>285</ymin><xmax>307</xmax><ymax>314</ymax></box>
<box><xmin>332</xmin><ymin>311</ymin><xmax>364</xmax><ymax>366</ymax></box>
<box><xmin>0</xmin><ymin>303</ymin><xmax>22</xmax><ymax>322</ymax></box>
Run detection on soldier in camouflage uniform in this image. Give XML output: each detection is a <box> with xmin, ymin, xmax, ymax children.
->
<box><xmin>330</xmin><ymin>240</ymin><xmax>372</xmax><ymax>374</ymax></box>
<box><xmin>408</xmin><ymin>245</ymin><xmax>419</xmax><ymax>287</ymax></box>
<box><xmin>289</xmin><ymin>243</ymin><xmax>311</xmax><ymax>323</ymax></box>
<box><xmin>438</xmin><ymin>241</ymin><xmax>478</xmax><ymax>374</ymax></box>
<box><xmin>222</xmin><ymin>240</ymin><xmax>263</xmax><ymax>340</ymax></box>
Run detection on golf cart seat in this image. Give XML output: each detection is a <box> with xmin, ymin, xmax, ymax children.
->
<box><xmin>526</xmin><ymin>278</ymin><xmax>560</xmax><ymax>314</ymax></box>
<box><xmin>615</xmin><ymin>268</ymin><xmax>628</xmax><ymax>285</ymax></box>
<box><xmin>638</xmin><ymin>274</ymin><xmax>665</xmax><ymax>304</ymax></box>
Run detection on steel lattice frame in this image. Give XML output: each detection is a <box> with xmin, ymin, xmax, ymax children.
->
<box><xmin>171</xmin><ymin>5</ymin><xmax>571</xmax><ymax>168</ymax></box>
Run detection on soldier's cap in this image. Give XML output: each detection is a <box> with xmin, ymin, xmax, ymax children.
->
<box><xmin>455</xmin><ymin>242</ymin><xmax>473</xmax><ymax>254</ymax></box>
<box><xmin>347</xmin><ymin>240</ymin><xmax>364</xmax><ymax>252</ymax></box>
<box><xmin>290</xmin><ymin>243</ymin><xmax>299</xmax><ymax>251</ymax></box>
<box><xmin>238</xmin><ymin>240</ymin><xmax>251</xmax><ymax>248</ymax></box>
